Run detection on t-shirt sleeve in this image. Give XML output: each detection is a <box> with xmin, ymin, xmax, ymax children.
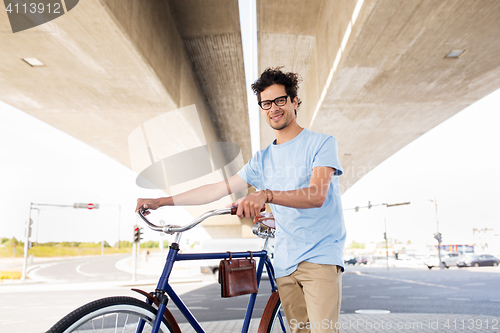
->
<box><xmin>312</xmin><ymin>136</ymin><xmax>343</xmax><ymax>176</ymax></box>
<box><xmin>237</xmin><ymin>151</ymin><xmax>264</xmax><ymax>189</ymax></box>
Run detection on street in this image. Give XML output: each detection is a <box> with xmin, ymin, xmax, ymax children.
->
<box><xmin>341</xmin><ymin>265</ymin><xmax>500</xmax><ymax>316</ymax></box>
<box><xmin>0</xmin><ymin>255</ymin><xmax>499</xmax><ymax>332</ymax></box>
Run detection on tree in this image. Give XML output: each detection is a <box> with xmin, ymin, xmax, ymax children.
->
<box><xmin>348</xmin><ymin>240</ymin><xmax>365</xmax><ymax>249</ymax></box>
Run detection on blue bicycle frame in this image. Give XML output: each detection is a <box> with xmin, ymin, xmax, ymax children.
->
<box><xmin>140</xmin><ymin>243</ymin><xmax>278</xmax><ymax>333</ymax></box>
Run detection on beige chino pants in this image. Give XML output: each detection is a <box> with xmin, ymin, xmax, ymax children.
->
<box><xmin>276</xmin><ymin>261</ymin><xmax>342</xmax><ymax>333</ymax></box>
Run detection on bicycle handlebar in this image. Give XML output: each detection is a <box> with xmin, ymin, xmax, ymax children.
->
<box><xmin>136</xmin><ymin>205</ymin><xmax>265</xmax><ymax>235</ymax></box>
<box><xmin>137</xmin><ymin>207</ymin><xmax>233</xmax><ymax>234</ymax></box>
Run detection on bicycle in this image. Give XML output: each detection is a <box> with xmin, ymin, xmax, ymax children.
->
<box><xmin>47</xmin><ymin>206</ymin><xmax>290</xmax><ymax>333</ymax></box>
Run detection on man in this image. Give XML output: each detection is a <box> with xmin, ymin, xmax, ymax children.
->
<box><xmin>136</xmin><ymin>67</ymin><xmax>346</xmax><ymax>333</ymax></box>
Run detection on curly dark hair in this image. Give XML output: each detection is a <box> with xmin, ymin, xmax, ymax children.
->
<box><xmin>251</xmin><ymin>67</ymin><xmax>302</xmax><ymax>115</ymax></box>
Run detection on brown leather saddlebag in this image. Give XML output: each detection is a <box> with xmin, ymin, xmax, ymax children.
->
<box><xmin>218</xmin><ymin>251</ymin><xmax>258</xmax><ymax>298</ymax></box>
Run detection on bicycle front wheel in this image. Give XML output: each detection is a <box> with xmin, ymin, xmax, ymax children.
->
<box><xmin>47</xmin><ymin>296</ymin><xmax>174</xmax><ymax>333</ymax></box>
<box><xmin>259</xmin><ymin>292</ymin><xmax>290</xmax><ymax>333</ymax></box>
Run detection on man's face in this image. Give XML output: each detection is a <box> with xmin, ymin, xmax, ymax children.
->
<box><xmin>260</xmin><ymin>84</ymin><xmax>298</xmax><ymax>131</ymax></box>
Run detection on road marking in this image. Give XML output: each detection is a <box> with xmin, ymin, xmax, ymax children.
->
<box><xmin>354</xmin><ymin>271</ymin><xmax>460</xmax><ymax>290</ymax></box>
<box><xmin>408</xmin><ymin>297</ymin><xmax>429</xmax><ymax>300</ymax></box>
<box><xmin>76</xmin><ymin>263</ymin><xmax>100</xmax><ymax>277</ymax></box>
<box><xmin>447</xmin><ymin>298</ymin><xmax>470</xmax><ymax>301</ymax></box>
<box><xmin>390</xmin><ymin>286</ymin><xmax>412</xmax><ymax>289</ymax></box>
<box><xmin>490</xmin><ymin>300</ymin><xmax>500</xmax><ymax>302</ymax></box>
<box><xmin>464</xmin><ymin>283</ymin><xmax>486</xmax><ymax>286</ymax></box>
<box><xmin>370</xmin><ymin>296</ymin><xmax>390</xmax><ymax>298</ymax></box>
<box><xmin>431</xmin><ymin>291</ymin><xmax>459</xmax><ymax>295</ymax></box>
<box><xmin>226</xmin><ymin>308</ymin><xmax>248</xmax><ymax>310</ymax></box>
<box><xmin>355</xmin><ymin>309</ymin><xmax>390</xmax><ymax>314</ymax></box>
<box><xmin>342</xmin><ymin>295</ymin><xmax>356</xmax><ymax>298</ymax></box>
<box><xmin>187</xmin><ymin>306</ymin><xmax>209</xmax><ymax>310</ymax></box>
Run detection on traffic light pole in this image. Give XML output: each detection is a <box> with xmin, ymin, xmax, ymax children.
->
<box><xmin>21</xmin><ymin>202</ymin><xmax>101</xmax><ymax>281</ymax></box>
<box><xmin>21</xmin><ymin>203</ymin><xmax>33</xmax><ymax>281</ymax></box>
<box><xmin>132</xmin><ymin>241</ymin><xmax>137</xmax><ymax>282</ymax></box>
<box><xmin>346</xmin><ymin>201</ymin><xmax>410</xmax><ymax>271</ymax></box>
<box><xmin>132</xmin><ymin>224</ymin><xmax>143</xmax><ymax>281</ymax></box>
<box><xmin>433</xmin><ymin>198</ymin><xmax>443</xmax><ymax>270</ymax></box>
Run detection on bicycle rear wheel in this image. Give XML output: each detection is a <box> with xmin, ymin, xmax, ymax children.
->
<box><xmin>47</xmin><ymin>296</ymin><xmax>173</xmax><ymax>333</ymax></box>
<box><xmin>259</xmin><ymin>292</ymin><xmax>290</xmax><ymax>333</ymax></box>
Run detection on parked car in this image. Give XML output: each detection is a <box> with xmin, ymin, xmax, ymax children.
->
<box><xmin>423</xmin><ymin>253</ymin><xmax>464</xmax><ymax>269</ymax></box>
<box><xmin>344</xmin><ymin>257</ymin><xmax>357</xmax><ymax>265</ymax></box>
<box><xmin>356</xmin><ymin>256</ymin><xmax>368</xmax><ymax>265</ymax></box>
<box><xmin>442</xmin><ymin>252</ymin><xmax>462</xmax><ymax>268</ymax></box>
<box><xmin>457</xmin><ymin>254</ymin><xmax>499</xmax><ymax>267</ymax></box>
<box><xmin>423</xmin><ymin>255</ymin><xmax>441</xmax><ymax>269</ymax></box>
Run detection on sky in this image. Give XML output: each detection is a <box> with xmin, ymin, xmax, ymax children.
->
<box><xmin>0</xmin><ymin>100</ymin><xmax>196</xmax><ymax>246</ymax></box>
<box><xmin>341</xmin><ymin>88</ymin><xmax>500</xmax><ymax>247</ymax></box>
<box><xmin>0</xmin><ymin>89</ymin><xmax>499</xmax><ymax>248</ymax></box>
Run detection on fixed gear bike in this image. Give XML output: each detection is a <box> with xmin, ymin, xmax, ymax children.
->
<box><xmin>47</xmin><ymin>207</ymin><xmax>290</xmax><ymax>333</ymax></box>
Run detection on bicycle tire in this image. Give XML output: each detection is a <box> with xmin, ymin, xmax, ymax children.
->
<box><xmin>258</xmin><ymin>292</ymin><xmax>290</xmax><ymax>333</ymax></box>
<box><xmin>46</xmin><ymin>296</ymin><xmax>174</xmax><ymax>333</ymax></box>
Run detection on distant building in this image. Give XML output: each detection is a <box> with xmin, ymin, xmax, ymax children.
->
<box><xmin>473</xmin><ymin>228</ymin><xmax>500</xmax><ymax>255</ymax></box>
<box><xmin>435</xmin><ymin>244</ymin><xmax>473</xmax><ymax>254</ymax></box>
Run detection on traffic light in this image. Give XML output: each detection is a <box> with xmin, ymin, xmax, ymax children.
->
<box><xmin>134</xmin><ymin>226</ymin><xmax>140</xmax><ymax>243</ymax></box>
<box><xmin>383</xmin><ymin>232</ymin><xmax>387</xmax><ymax>240</ymax></box>
<box><xmin>433</xmin><ymin>232</ymin><xmax>442</xmax><ymax>243</ymax></box>
<box><xmin>133</xmin><ymin>226</ymin><xmax>143</xmax><ymax>243</ymax></box>
<box><xmin>368</xmin><ymin>201</ymin><xmax>372</xmax><ymax>209</ymax></box>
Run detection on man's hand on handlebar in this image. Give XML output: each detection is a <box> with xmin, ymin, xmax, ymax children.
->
<box><xmin>136</xmin><ymin>198</ymin><xmax>161</xmax><ymax>216</ymax></box>
<box><xmin>227</xmin><ymin>190</ymin><xmax>267</xmax><ymax>219</ymax></box>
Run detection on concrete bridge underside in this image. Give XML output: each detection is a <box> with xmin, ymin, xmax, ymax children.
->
<box><xmin>1</xmin><ymin>0</ymin><xmax>499</xmax><ymax>238</ymax></box>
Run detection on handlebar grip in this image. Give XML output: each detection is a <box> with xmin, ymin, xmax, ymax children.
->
<box><xmin>230</xmin><ymin>205</ymin><xmax>266</xmax><ymax>215</ymax></box>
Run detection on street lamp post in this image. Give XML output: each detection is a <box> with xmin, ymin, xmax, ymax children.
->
<box><xmin>429</xmin><ymin>198</ymin><xmax>443</xmax><ymax>269</ymax></box>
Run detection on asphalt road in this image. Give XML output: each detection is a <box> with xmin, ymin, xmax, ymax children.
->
<box><xmin>340</xmin><ymin>265</ymin><xmax>500</xmax><ymax>316</ymax></box>
<box><xmin>166</xmin><ymin>265</ymin><xmax>500</xmax><ymax>322</ymax></box>
<box><xmin>27</xmin><ymin>253</ymin><xmax>152</xmax><ymax>283</ymax></box>
<box><xmin>1</xmin><ymin>255</ymin><xmax>499</xmax><ymax>332</ymax></box>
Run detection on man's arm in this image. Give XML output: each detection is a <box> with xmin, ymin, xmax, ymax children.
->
<box><xmin>135</xmin><ymin>174</ymin><xmax>251</xmax><ymax>214</ymax></box>
<box><xmin>234</xmin><ymin>166</ymin><xmax>335</xmax><ymax>218</ymax></box>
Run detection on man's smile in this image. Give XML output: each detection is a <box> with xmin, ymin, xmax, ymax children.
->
<box><xmin>270</xmin><ymin>112</ymin><xmax>284</xmax><ymax>121</ymax></box>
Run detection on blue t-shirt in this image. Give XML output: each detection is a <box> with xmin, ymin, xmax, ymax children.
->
<box><xmin>237</xmin><ymin>128</ymin><xmax>346</xmax><ymax>278</ymax></box>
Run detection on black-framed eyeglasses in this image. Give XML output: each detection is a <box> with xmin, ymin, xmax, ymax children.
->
<box><xmin>258</xmin><ymin>95</ymin><xmax>289</xmax><ymax>110</ymax></box>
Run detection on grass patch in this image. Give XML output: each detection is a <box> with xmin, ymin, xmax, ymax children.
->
<box><xmin>0</xmin><ymin>271</ymin><xmax>22</xmax><ymax>280</ymax></box>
